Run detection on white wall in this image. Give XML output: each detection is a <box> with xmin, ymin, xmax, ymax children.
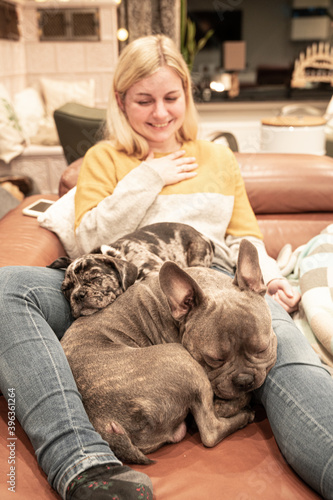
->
<box><xmin>0</xmin><ymin>1</ymin><xmax>118</xmax><ymax>106</ymax></box>
<box><xmin>0</xmin><ymin>7</ymin><xmax>27</xmax><ymax>98</ymax></box>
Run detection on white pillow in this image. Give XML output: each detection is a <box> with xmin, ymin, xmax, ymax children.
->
<box><xmin>39</xmin><ymin>77</ymin><xmax>95</xmax><ymax>117</ymax></box>
<box><xmin>30</xmin><ymin>115</ymin><xmax>60</xmax><ymax>146</ymax></box>
<box><xmin>38</xmin><ymin>187</ymin><xmax>81</xmax><ymax>259</ymax></box>
<box><xmin>0</xmin><ymin>84</ymin><xmax>26</xmax><ymax>163</ymax></box>
<box><xmin>13</xmin><ymin>87</ymin><xmax>45</xmax><ymax>139</ymax></box>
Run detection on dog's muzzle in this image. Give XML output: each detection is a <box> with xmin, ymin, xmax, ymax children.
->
<box><xmin>232</xmin><ymin>372</ymin><xmax>255</xmax><ymax>391</ymax></box>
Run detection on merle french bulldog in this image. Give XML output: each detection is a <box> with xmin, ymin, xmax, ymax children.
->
<box><xmin>49</xmin><ymin>222</ymin><xmax>214</xmax><ymax>318</ymax></box>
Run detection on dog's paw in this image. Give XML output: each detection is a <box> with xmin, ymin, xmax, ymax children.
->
<box><xmin>214</xmin><ymin>394</ymin><xmax>252</xmax><ymax>418</ymax></box>
<box><xmin>238</xmin><ymin>409</ymin><xmax>255</xmax><ymax>427</ymax></box>
<box><xmin>101</xmin><ymin>421</ymin><xmax>155</xmax><ymax>465</ymax></box>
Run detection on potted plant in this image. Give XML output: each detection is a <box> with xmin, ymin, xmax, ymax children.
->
<box><xmin>180</xmin><ymin>0</ymin><xmax>214</xmax><ymax>72</ymax></box>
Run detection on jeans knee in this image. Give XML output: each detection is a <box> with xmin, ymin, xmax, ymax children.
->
<box><xmin>0</xmin><ymin>266</ymin><xmax>20</xmax><ymax>302</ymax></box>
<box><xmin>0</xmin><ymin>267</ymin><xmax>38</xmax><ymax>307</ymax></box>
<box><xmin>265</xmin><ymin>297</ymin><xmax>324</xmax><ymax>369</ymax></box>
<box><xmin>0</xmin><ymin>266</ymin><xmax>70</xmax><ymax>337</ymax></box>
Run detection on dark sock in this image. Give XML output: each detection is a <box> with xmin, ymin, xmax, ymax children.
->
<box><xmin>66</xmin><ymin>463</ymin><xmax>153</xmax><ymax>500</ymax></box>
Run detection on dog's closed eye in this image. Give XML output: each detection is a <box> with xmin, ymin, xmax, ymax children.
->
<box><xmin>203</xmin><ymin>355</ymin><xmax>225</xmax><ymax>369</ymax></box>
<box><xmin>89</xmin><ymin>275</ymin><xmax>103</xmax><ymax>283</ymax></box>
<box><xmin>246</xmin><ymin>343</ymin><xmax>271</xmax><ymax>359</ymax></box>
<box><xmin>255</xmin><ymin>346</ymin><xmax>270</xmax><ymax>357</ymax></box>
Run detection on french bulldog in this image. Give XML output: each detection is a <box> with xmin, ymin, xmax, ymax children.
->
<box><xmin>49</xmin><ymin>222</ymin><xmax>214</xmax><ymax>318</ymax></box>
<box><xmin>61</xmin><ymin>239</ymin><xmax>277</xmax><ymax>464</ymax></box>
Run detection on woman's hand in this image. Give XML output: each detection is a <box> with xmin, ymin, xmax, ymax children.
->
<box><xmin>267</xmin><ymin>278</ymin><xmax>301</xmax><ymax>314</ymax></box>
<box><xmin>145</xmin><ymin>150</ymin><xmax>198</xmax><ymax>186</ymax></box>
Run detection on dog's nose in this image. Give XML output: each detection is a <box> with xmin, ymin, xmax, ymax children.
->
<box><xmin>73</xmin><ymin>290</ymin><xmax>86</xmax><ymax>300</ymax></box>
<box><xmin>233</xmin><ymin>373</ymin><xmax>255</xmax><ymax>390</ymax></box>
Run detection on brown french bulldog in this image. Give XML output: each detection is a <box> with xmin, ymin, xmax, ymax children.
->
<box><xmin>49</xmin><ymin>222</ymin><xmax>214</xmax><ymax>318</ymax></box>
<box><xmin>61</xmin><ymin>240</ymin><xmax>277</xmax><ymax>464</ymax></box>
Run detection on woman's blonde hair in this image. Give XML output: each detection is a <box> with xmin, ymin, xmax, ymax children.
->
<box><xmin>105</xmin><ymin>34</ymin><xmax>198</xmax><ymax>159</ymax></box>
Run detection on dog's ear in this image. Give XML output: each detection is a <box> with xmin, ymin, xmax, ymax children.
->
<box><xmin>233</xmin><ymin>239</ymin><xmax>267</xmax><ymax>296</ymax></box>
<box><xmin>47</xmin><ymin>256</ymin><xmax>73</xmax><ymax>269</ymax></box>
<box><xmin>102</xmin><ymin>256</ymin><xmax>138</xmax><ymax>291</ymax></box>
<box><xmin>100</xmin><ymin>244</ymin><xmax>123</xmax><ymax>260</ymax></box>
<box><xmin>159</xmin><ymin>262</ymin><xmax>205</xmax><ymax>321</ymax></box>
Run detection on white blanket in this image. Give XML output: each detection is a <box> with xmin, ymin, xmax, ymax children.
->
<box><xmin>277</xmin><ymin>224</ymin><xmax>333</xmax><ymax>374</ymax></box>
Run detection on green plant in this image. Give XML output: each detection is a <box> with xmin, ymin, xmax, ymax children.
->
<box><xmin>180</xmin><ymin>0</ymin><xmax>214</xmax><ymax>72</ymax></box>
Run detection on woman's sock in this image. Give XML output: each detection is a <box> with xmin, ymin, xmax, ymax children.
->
<box><xmin>66</xmin><ymin>463</ymin><xmax>153</xmax><ymax>500</ymax></box>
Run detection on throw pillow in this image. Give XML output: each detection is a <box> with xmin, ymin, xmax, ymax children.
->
<box><xmin>0</xmin><ymin>84</ymin><xmax>26</xmax><ymax>164</ymax></box>
<box><xmin>39</xmin><ymin>77</ymin><xmax>95</xmax><ymax>118</ymax></box>
<box><xmin>13</xmin><ymin>87</ymin><xmax>45</xmax><ymax>140</ymax></box>
<box><xmin>38</xmin><ymin>187</ymin><xmax>81</xmax><ymax>259</ymax></box>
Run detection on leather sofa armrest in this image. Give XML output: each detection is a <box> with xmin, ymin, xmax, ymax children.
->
<box><xmin>0</xmin><ymin>195</ymin><xmax>65</xmax><ymax>267</ymax></box>
<box><xmin>58</xmin><ymin>157</ymin><xmax>83</xmax><ymax>197</ymax></box>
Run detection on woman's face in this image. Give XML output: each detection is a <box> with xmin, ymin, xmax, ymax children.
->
<box><xmin>122</xmin><ymin>66</ymin><xmax>186</xmax><ymax>153</ymax></box>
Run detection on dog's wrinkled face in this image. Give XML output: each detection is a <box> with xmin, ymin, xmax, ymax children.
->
<box><xmin>62</xmin><ymin>257</ymin><xmax>123</xmax><ymax>318</ymax></box>
<box><xmin>185</xmin><ymin>289</ymin><xmax>277</xmax><ymax>402</ymax></box>
<box><xmin>159</xmin><ymin>240</ymin><xmax>277</xmax><ymax>408</ymax></box>
<box><xmin>49</xmin><ymin>254</ymin><xmax>138</xmax><ymax>318</ymax></box>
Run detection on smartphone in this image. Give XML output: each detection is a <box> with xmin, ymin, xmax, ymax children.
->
<box><xmin>22</xmin><ymin>199</ymin><xmax>55</xmax><ymax>218</ymax></box>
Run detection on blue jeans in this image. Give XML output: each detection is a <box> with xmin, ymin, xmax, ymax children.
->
<box><xmin>0</xmin><ymin>266</ymin><xmax>333</xmax><ymax>499</ymax></box>
<box><xmin>0</xmin><ymin>266</ymin><xmax>121</xmax><ymax>499</ymax></box>
<box><xmin>255</xmin><ymin>297</ymin><xmax>333</xmax><ymax>498</ymax></box>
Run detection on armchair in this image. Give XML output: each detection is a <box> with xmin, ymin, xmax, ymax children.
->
<box><xmin>53</xmin><ymin>102</ymin><xmax>106</xmax><ymax>165</ymax></box>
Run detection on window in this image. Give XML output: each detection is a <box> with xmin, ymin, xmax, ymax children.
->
<box><xmin>38</xmin><ymin>8</ymin><xmax>100</xmax><ymax>42</ymax></box>
<box><xmin>0</xmin><ymin>0</ymin><xmax>19</xmax><ymax>41</ymax></box>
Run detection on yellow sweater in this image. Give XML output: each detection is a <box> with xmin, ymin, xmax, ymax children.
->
<box><xmin>74</xmin><ymin>140</ymin><xmax>280</xmax><ymax>281</ymax></box>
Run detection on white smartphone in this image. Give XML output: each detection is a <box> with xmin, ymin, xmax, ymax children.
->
<box><xmin>22</xmin><ymin>199</ymin><xmax>55</xmax><ymax>218</ymax></box>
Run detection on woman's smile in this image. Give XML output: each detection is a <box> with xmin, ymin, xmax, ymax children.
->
<box><xmin>123</xmin><ymin>66</ymin><xmax>186</xmax><ymax>153</ymax></box>
<box><xmin>149</xmin><ymin>121</ymin><xmax>172</xmax><ymax>128</ymax></box>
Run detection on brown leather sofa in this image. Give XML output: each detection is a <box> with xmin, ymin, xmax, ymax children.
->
<box><xmin>1</xmin><ymin>152</ymin><xmax>333</xmax><ymax>500</ymax></box>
